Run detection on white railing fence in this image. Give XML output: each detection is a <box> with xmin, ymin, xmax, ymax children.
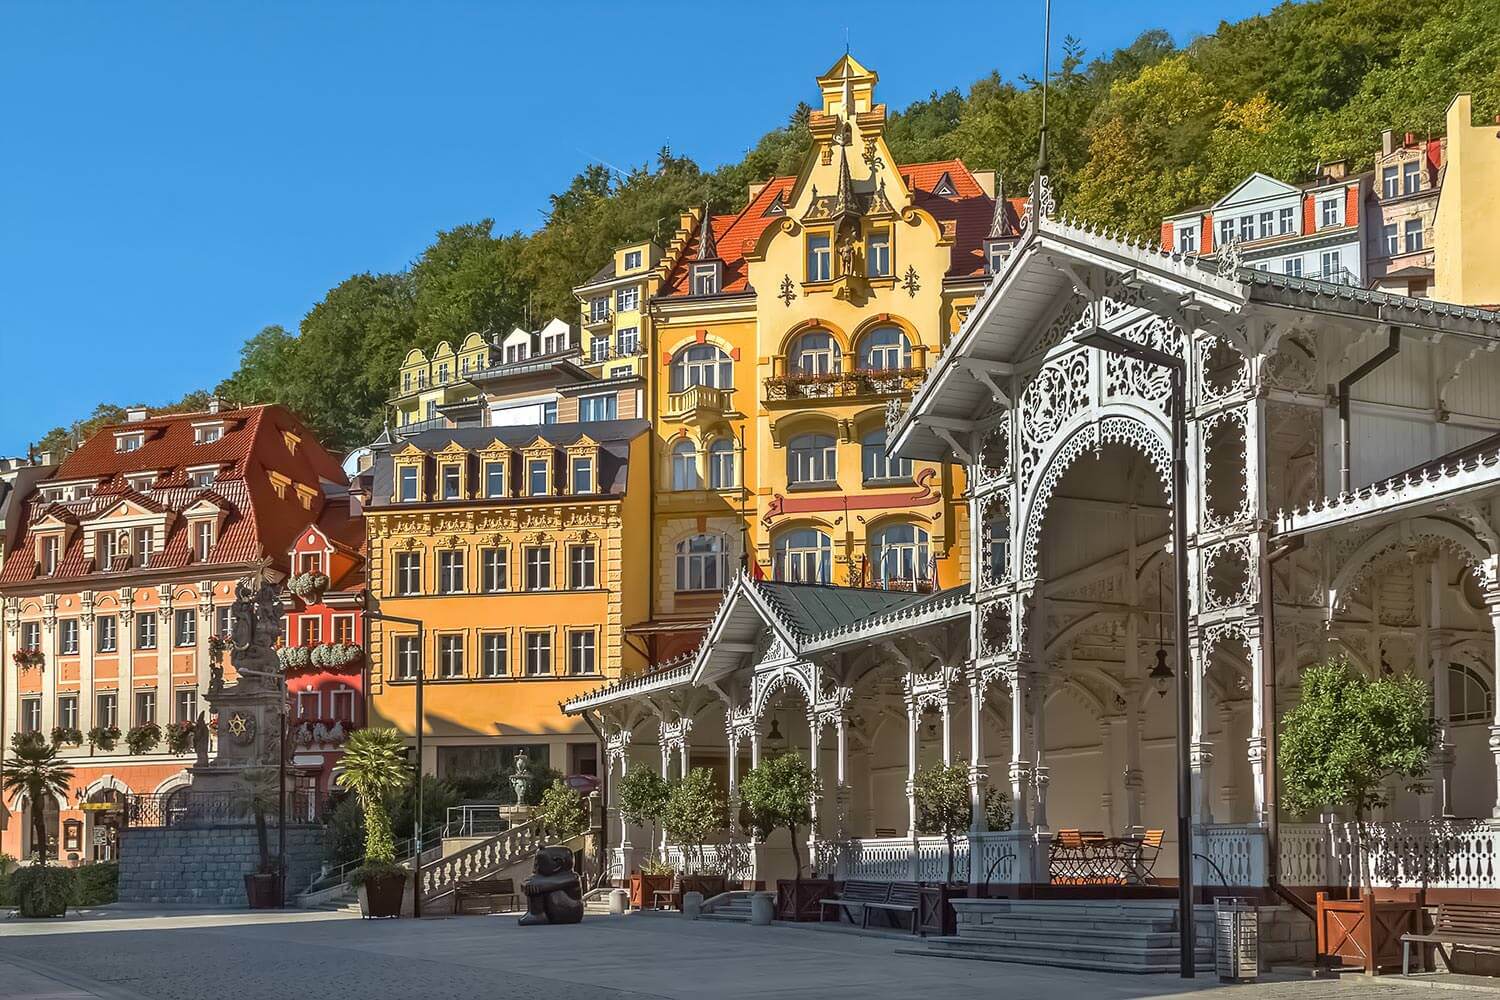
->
<box><xmin>1276</xmin><ymin>819</ymin><xmax>1500</xmax><ymax>891</ymax></box>
<box><xmin>663</xmin><ymin>840</ymin><xmax>754</xmax><ymax>881</ymax></box>
<box><xmin>1196</xmin><ymin>824</ymin><xmax>1268</xmax><ymax>887</ymax></box>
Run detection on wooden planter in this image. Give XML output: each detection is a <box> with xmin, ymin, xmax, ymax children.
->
<box><xmin>681</xmin><ymin>874</ymin><xmax>728</xmax><ymax>902</ymax></box>
<box><xmin>1316</xmin><ymin>891</ymin><xmax>1422</xmax><ymax>974</ymax></box>
<box><xmin>629</xmin><ymin>873</ymin><xmax>674</xmax><ymax>910</ymax></box>
<box><xmin>243</xmin><ymin>873</ymin><xmax>284</xmax><ymax>909</ymax></box>
<box><xmin>776</xmin><ymin>878</ymin><xmax>838</xmax><ymax>922</ymax></box>
<box><xmin>919</xmin><ymin>884</ymin><xmax>969</xmax><ymax>937</ymax></box>
<box><xmin>357</xmin><ymin>872</ymin><xmax>407</xmax><ymax>919</ymax></box>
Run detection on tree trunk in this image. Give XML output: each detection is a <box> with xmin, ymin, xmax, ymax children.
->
<box><xmin>31</xmin><ymin>782</ymin><xmax>47</xmax><ymax>864</ymax></box>
<box><xmin>788</xmin><ymin>823</ymin><xmax>803</xmax><ymax>889</ymax></box>
<box><xmin>255</xmin><ymin>807</ymin><xmax>271</xmax><ymax>874</ymax></box>
<box><xmin>1353</xmin><ymin>806</ymin><xmax>1371</xmax><ymax>898</ymax></box>
<box><xmin>946</xmin><ymin>832</ymin><xmax>956</xmax><ymax>886</ymax></box>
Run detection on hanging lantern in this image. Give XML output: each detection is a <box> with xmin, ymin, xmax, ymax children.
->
<box><xmin>1150</xmin><ymin>646</ymin><xmax>1173</xmax><ymax>698</ymax></box>
<box><xmin>766</xmin><ymin>715</ymin><xmax>786</xmax><ymax>749</ymax></box>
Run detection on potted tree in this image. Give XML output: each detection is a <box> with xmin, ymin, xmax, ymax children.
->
<box><xmin>2</xmin><ymin>733</ymin><xmax>76</xmax><ymax>916</ymax></box>
<box><xmin>663</xmin><ymin>767</ymin><xmax>728</xmax><ymax>902</ymax></box>
<box><xmin>617</xmin><ymin>766</ymin><xmax>672</xmax><ymax>908</ymax></box>
<box><xmin>1280</xmin><ymin>659</ymin><xmax>1433</xmax><ymax>974</ymax></box>
<box><xmin>739</xmin><ymin>751</ymin><xmax>822</xmax><ymax>921</ymax></box>
<box><xmin>337</xmin><ymin>728</ymin><xmax>412</xmax><ymax>918</ymax></box>
<box><xmin>240</xmin><ymin>766</ymin><xmax>284</xmax><ymax>908</ymax></box>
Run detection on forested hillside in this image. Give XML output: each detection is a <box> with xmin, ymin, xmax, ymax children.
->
<box><xmin>35</xmin><ymin>0</ymin><xmax>1498</xmax><ymax>456</ymax></box>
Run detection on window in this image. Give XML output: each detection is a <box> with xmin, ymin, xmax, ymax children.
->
<box><xmin>396</xmin><ymin>552</ymin><xmax>422</xmax><ymax>595</ymax></box>
<box><xmin>858</xmin><ymin>327</ymin><xmax>911</xmax><ymax>371</ymax></box>
<box><xmin>60</xmin><ymin>619</ymin><xmax>79</xmax><ymax>655</ymax></box>
<box><xmin>333</xmin><ymin>615</ymin><xmax>354</xmax><ymax>644</ymax></box>
<box><xmin>1403</xmin><ymin>160</ymin><xmax>1421</xmax><ymax>196</ymax></box>
<box><xmin>542</xmin><ymin>401</ymin><xmax>558</xmax><ymax>424</ymax></box>
<box><xmin>1238</xmin><ymin>215</ymin><xmax>1255</xmax><ymax>242</ymax></box>
<box><xmin>136</xmin><ymin>612</ymin><xmax>157</xmax><ymax>650</ymax></box>
<box><xmin>97</xmin><ymin>530</ymin><xmax>120</xmax><ymax>570</ymax></box>
<box><xmin>986</xmin><ymin>242</ymin><xmax>1010</xmax><ymax>273</ymax></box>
<box><xmin>525</xmin><ymin>546</ymin><xmax>552</xmax><ymax>590</ymax></box>
<box><xmin>1283</xmin><ymin>257</ymin><xmax>1303</xmax><ymax>277</ymax></box>
<box><xmin>439</xmin><ymin>635</ymin><xmax>465</xmax><ymax>679</ymax></box>
<box><xmin>616</xmin><ymin>286</ymin><xmax>639</xmax><ymax>312</ymax></box>
<box><xmin>481</xmin><ymin>548</ymin><xmax>508</xmax><ymax>592</ymax></box>
<box><xmin>1278</xmin><ymin>207</ymin><xmax>1295</xmax><ymax>234</ymax></box>
<box><xmin>542</xmin><ymin>329</ymin><xmax>569</xmax><ymax>354</ymax></box>
<box><xmin>806</xmin><ymin>232</ymin><xmax>831</xmax><ymax>281</ymax></box>
<box><xmin>1258</xmin><ymin>211</ymin><xmax>1274</xmax><ymax>239</ymax></box>
<box><xmin>570</xmin><ymin>456</ymin><xmax>594</xmax><ymax>494</ymax></box>
<box><xmin>482</xmin><ymin>633</ymin><xmax>508</xmax><ymax>678</ymax></box>
<box><xmin>788</xmin><ymin>433</ymin><xmax>836</xmax><ymax>485</ymax></box>
<box><xmin>987</xmin><ymin>513</ymin><xmax>1010</xmax><ymax>581</ymax></box>
<box><xmin>396</xmin><ymin>635</ymin><xmax>421</xmax><ymax>680</ymax></box>
<box><xmin>40</xmin><ymin>535</ymin><xmax>59</xmax><ymax>575</ymax></box>
<box><xmin>862</xmin><ymin>429</ymin><xmax>912</xmax><ymax>481</ymax></box>
<box><xmin>675</xmin><ymin>534</ymin><xmax>725</xmax><ymax>592</ymax></box>
<box><xmin>624</xmin><ymin>250</ymin><xmax>643</xmax><ymax>270</ymax></box>
<box><xmin>174</xmin><ymin>609</ymin><xmax>195</xmax><ymax>647</ymax></box>
<box><xmin>867</xmin><ymin>228</ymin><xmax>891</xmax><ymax>277</ymax></box>
<box><xmin>21</xmin><ymin>698</ymin><xmax>41</xmax><ymax>734</ymax></box>
<box><xmin>216</xmin><ymin>606</ymin><xmax>232</xmax><ymax>638</ymax></box>
<box><xmin>21</xmin><ymin>621</ymin><xmax>40</xmax><ymax>653</ymax></box>
<box><xmin>616</xmin><ymin>327</ymin><xmax>639</xmax><ymax>355</ymax></box>
<box><xmin>1404</xmin><ymin>218</ymin><xmax>1424</xmax><ymax>253</ymax></box>
<box><xmin>708</xmin><ymin>438</ymin><xmax>736</xmax><ymax>489</ymax></box>
<box><xmin>300</xmin><ymin>616</ymin><xmax>321</xmax><ymax>646</ymax></box>
<box><xmin>189</xmin><ymin>467</ymin><xmax>213</xmax><ymax>487</ymax></box>
<box><xmin>692</xmin><ymin>263</ymin><xmax>719</xmax><ymax>296</ymax></box>
<box><xmin>1382</xmin><ymin>165</ymin><xmax>1399</xmax><ymax>199</ymax></box>
<box><xmin>774</xmin><ymin>529</ymin><xmax>832</xmax><ymax>584</ymax></box>
<box><xmin>133</xmin><ymin>526</ymin><xmax>154</xmax><ymax>567</ymax></box>
<box><xmin>135</xmin><ymin>690</ymin><xmax>156</xmax><ymax>726</ymax></box>
<box><xmin>97</xmin><ymin>616</ymin><xmax>117</xmax><ymax>652</ymax></box>
<box><xmin>790</xmin><ymin>331</ymin><xmax>840</xmax><ymax>375</ymax></box>
<box><xmin>505</xmin><ymin>342</ymin><xmax>527</xmax><ymax>364</ymax></box>
<box><xmin>568</xmin><ymin>630</ymin><xmax>597</xmax><ymax>675</ymax></box>
<box><xmin>525</xmin><ymin>632</ymin><xmax>552</xmax><ymax>676</ymax></box>
<box><xmin>175</xmin><ymin>689</ymin><xmax>197</xmax><ymax>724</ymax></box>
<box><xmin>483</xmin><ymin>460</ymin><xmax>506</xmax><ymax>498</ymax></box>
<box><xmin>527</xmin><ymin>458</ymin><xmax>549</xmax><ymax>496</ymax></box>
<box><xmin>1177</xmin><ymin>226</ymin><xmax>1196</xmax><ymax>254</ymax></box>
<box><xmin>440</xmin><ymin>464</ymin><xmax>462</xmax><ymax>500</ymax></box>
<box><xmin>59</xmin><ymin>695</ymin><xmax>79</xmax><ymax>730</ymax></box>
<box><xmin>398</xmin><ymin>466</ymin><xmax>419</xmax><ymax>502</ymax></box>
<box><xmin>403</xmin><ymin>372</ymin><xmax>413</xmax><ymax>392</ymax></box>
<box><xmin>1319</xmin><ymin>249</ymin><xmax>1343</xmax><ymax>281</ymax></box>
<box><xmin>1449</xmin><ymin>664</ymin><xmax>1493</xmax><ymax>723</ymax></box>
<box><xmin>579</xmin><ymin>393</ymin><xmax>616</xmax><ymax>422</ymax></box>
<box><xmin>568</xmin><ymin>545</ymin><xmax>596</xmax><ymax>589</ymax></box>
<box><xmin>870</xmin><ymin>523</ymin><xmax>931</xmax><ymax>586</ymax></box>
<box><xmin>191</xmin><ymin>520</ymin><xmax>214</xmax><ymax>563</ymax></box>
<box><xmin>1320</xmin><ymin>197</ymin><xmax>1341</xmax><ymax>229</ymax></box>
<box><xmin>1383</xmin><ymin>223</ymin><xmax>1399</xmax><ymax>256</ymax></box>
<box><xmin>438</xmin><ymin>550</ymin><xmax>465</xmax><ymax>594</ymax></box>
<box><xmin>590</xmin><ymin>335</ymin><xmax>609</xmax><ymax>362</ymax></box>
<box><xmin>330</xmin><ymin>688</ymin><xmax>354</xmax><ymax>722</ymax></box>
<box><xmin>299</xmin><ymin>552</ymin><xmax>323</xmax><ymax>575</ymax></box>
<box><xmin>115</xmin><ymin>432</ymin><xmax>144</xmax><ymax>453</ymax></box>
<box><xmin>589</xmin><ymin>296</ymin><xmax>609</xmax><ymax>322</ymax></box>
<box><xmin>670</xmin><ymin>344</ymin><xmax>731</xmax><ymax>392</ymax></box>
<box><xmin>297</xmin><ymin>690</ymin><xmax>319</xmax><ymax>719</ymax></box>
<box><xmin>670</xmin><ymin>440</ymin><xmax>700</xmax><ymax>491</ymax></box>
<box><xmin>96</xmin><ymin>692</ymin><xmax>118</xmax><ymax>727</ymax></box>
<box><xmin>126</xmin><ymin>472</ymin><xmax>156</xmax><ymax>493</ymax></box>
<box><xmin>1217</xmin><ymin>218</ymin><xmax>1234</xmax><ymax>248</ymax></box>
<box><xmin>194</xmin><ymin>423</ymin><xmax>223</xmax><ymax>444</ymax></box>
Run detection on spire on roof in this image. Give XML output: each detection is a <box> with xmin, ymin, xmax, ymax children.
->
<box><xmin>987</xmin><ymin>180</ymin><xmax>1011</xmax><ymax>239</ymax></box>
<box><xmin>830</xmin><ymin>145</ymin><xmax>858</xmax><ymax>219</ymax></box>
<box><xmin>694</xmin><ymin>205</ymin><xmax>718</xmax><ymax>261</ymax></box>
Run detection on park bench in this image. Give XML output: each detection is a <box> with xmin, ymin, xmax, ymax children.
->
<box><xmin>452</xmin><ymin>876</ymin><xmax>516</xmax><ymax>915</ymax></box>
<box><xmin>819</xmin><ymin>880</ymin><xmax>922</xmax><ymax>933</ymax></box>
<box><xmin>1402</xmin><ymin>902</ymin><xmax>1500</xmax><ymax>975</ymax></box>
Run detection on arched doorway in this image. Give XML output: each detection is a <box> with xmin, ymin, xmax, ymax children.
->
<box><xmin>84</xmin><ymin>788</ymin><xmax>125</xmax><ymax>862</ymax></box>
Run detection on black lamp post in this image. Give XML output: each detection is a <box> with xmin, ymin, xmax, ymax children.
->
<box><xmin>1076</xmin><ymin>327</ymin><xmax>1195</xmax><ymax>978</ymax></box>
<box><xmin>362</xmin><ymin>603</ymin><xmax>426</xmax><ymax>918</ymax></box>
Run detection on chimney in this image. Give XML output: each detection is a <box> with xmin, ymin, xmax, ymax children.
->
<box><xmin>126</xmin><ymin>407</ymin><xmax>148</xmax><ymax>423</ymax></box>
<box><xmin>1321</xmin><ymin>159</ymin><xmax>1348</xmax><ymax>181</ymax></box>
<box><xmin>1404</xmin><ymin>132</ymin><xmax>1417</xmax><ymax>147</ymax></box>
<box><xmin>1382</xmin><ymin>129</ymin><xmax>1395</xmax><ymax>155</ymax></box>
<box><xmin>208</xmin><ymin>396</ymin><xmax>222</xmax><ymax>414</ymax></box>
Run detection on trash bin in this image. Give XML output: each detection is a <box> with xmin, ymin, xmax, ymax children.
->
<box><xmin>1214</xmin><ymin>897</ymin><xmax>1259</xmax><ymax>983</ymax></box>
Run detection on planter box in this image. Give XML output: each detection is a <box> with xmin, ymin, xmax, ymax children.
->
<box><xmin>629</xmin><ymin>872</ymin><xmax>674</xmax><ymax>910</ymax></box>
<box><xmin>1316</xmin><ymin>891</ymin><xmax>1422</xmax><ymax>974</ymax></box>
<box><xmin>357</xmin><ymin>872</ymin><xmax>407</xmax><ymax>919</ymax></box>
<box><xmin>776</xmin><ymin>878</ymin><xmax>838</xmax><ymax>922</ymax></box>
<box><xmin>681</xmin><ymin>874</ymin><xmax>727</xmax><ymax>902</ymax></box>
<box><xmin>919</xmin><ymin>883</ymin><xmax>969</xmax><ymax>937</ymax></box>
<box><xmin>244</xmin><ymin>873</ymin><xmax>284</xmax><ymax>909</ymax></box>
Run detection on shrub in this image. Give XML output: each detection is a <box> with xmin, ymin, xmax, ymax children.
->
<box><xmin>70</xmin><ymin>862</ymin><xmax>119</xmax><ymax>906</ymax></box>
<box><xmin>662</xmin><ymin>768</ymin><xmax>726</xmax><ymax>874</ymax></box>
<box><xmin>9</xmin><ymin>865</ymin><xmax>76</xmax><ymax>917</ymax></box>
<box><xmin>125</xmin><ymin>723</ymin><xmax>161</xmax><ymax>755</ymax></box>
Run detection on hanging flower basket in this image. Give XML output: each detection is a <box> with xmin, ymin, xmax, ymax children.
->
<box><xmin>12</xmin><ymin>647</ymin><xmax>44</xmax><ymax>670</ymax></box>
<box><xmin>286</xmin><ymin>572</ymin><xmax>330</xmax><ymax>603</ymax></box>
<box><xmin>87</xmin><ymin>725</ymin><xmax>121</xmax><ymax>752</ymax></box>
<box><xmin>125</xmin><ymin>722</ymin><xmax>161</xmax><ymax>755</ymax></box>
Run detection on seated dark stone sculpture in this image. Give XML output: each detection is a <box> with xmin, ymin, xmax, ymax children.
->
<box><xmin>518</xmin><ymin>845</ymin><xmax>584</xmax><ymax>925</ymax></box>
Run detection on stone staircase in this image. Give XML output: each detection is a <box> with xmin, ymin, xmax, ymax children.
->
<box><xmin>901</xmin><ymin>899</ymin><xmax>1217</xmax><ymax>974</ymax></box>
<box><xmin>699</xmin><ymin>891</ymin><xmax>758</xmax><ymax>923</ymax></box>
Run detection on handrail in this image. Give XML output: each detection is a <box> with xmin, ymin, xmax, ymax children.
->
<box><xmin>302</xmin><ymin>823</ymin><xmax>444</xmax><ymax>895</ymax></box>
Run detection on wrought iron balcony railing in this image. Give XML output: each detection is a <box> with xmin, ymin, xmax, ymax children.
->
<box><xmin>764</xmin><ymin>367</ymin><xmax>927</xmax><ymax>402</ymax></box>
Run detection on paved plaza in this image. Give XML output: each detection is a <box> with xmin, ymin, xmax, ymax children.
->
<box><xmin>0</xmin><ymin>908</ymin><xmax>1494</xmax><ymax>1000</ymax></box>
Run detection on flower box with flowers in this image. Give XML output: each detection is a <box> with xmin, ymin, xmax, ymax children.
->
<box><xmin>87</xmin><ymin>725</ymin><xmax>121</xmax><ymax>752</ymax></box>
<box><xmin>125</xmin><ymin>722</ymin><xmax>161</xmax><ymax>755</ymax></box>
<box><xmin>12</xmin><ymin>647</ymin><xmax>44</xmax><ymax>670</ymax></box>
<box><xmin>287</xmin><ymin>572</ymin><xmax>330</xmax><ymax>603</ymax></box>
<box><xmin>50</xmin><ymin>726</ymin><xmax>83</xmax><ymax>747</ymax></box>
<box><xmin>278</xmin><ymin>642</ymin><xmax>363</xmax><ymax>676</ymax></box>
<box><xmin>164</xmin><ymin>720</ymin><xmax>196</xmax><ymax>755</ymax></box>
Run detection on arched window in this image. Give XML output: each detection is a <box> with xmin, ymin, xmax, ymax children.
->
<box><xmin>857</xmin><ymin>327</ymin><xmax>912</xmax><ymax>371</ymax></box>
<box><xmin>670</xmin><ymin>440</ymin><xmax>700</xmax><ymax>490</ymax></box>
<box><xmin>707</xmin><ymin>438</ymin><xmax>737</xmax><ymax>489</ymax></box>
<box><xmin>870</xmin><ymin>523</ymin><xmax>930</xmax><ymax>588</ymax></box>
<box><xmin>861</xmin><ymin>428</ymin><xmax>912</xmax><ymax>482</ymax></box>
<box><xmin>787</xmin><ymin>434</ymin><xmax>836</xmax><ymax>485</ymax></box>
<box><xmin>676</xmin><ymin>534</ymin><xmax>726</xmax><ymax>592</ymax></box>
<box><xmin>789</xmin><ymin>331</ymin><xmax>841</xmax><ymax>375</ymax></box>
<box><xmin>1450</xmin><ymin>663</ymin><xmax>1493</xmax><ymax>723</ymax></box>
<box><xmin>671</xmin><ymin>344</ymin><xmax>732</xmax><ymax>393</ymax></box>
<box><xmin>773</xmin><ymin>529</ymin><xmax>832</xmax><ymax>584</ymax></box>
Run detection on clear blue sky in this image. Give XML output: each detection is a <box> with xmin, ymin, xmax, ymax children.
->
<box><xmin>0</xmin><ymin>0</ymin><xmax>1277</xmax><ymax>456</ymax></box>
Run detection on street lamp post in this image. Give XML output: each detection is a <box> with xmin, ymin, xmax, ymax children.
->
<box><xmin>362</xmin><ymin>605</ymin><xmax>426</xmax><ymax>918</ymax></box>
<box><xmin>1076</xmin><ymin>328</ymin><xmax>1195</xmax><ymax>978</ymax></box>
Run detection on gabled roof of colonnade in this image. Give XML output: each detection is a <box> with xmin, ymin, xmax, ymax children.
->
<box><xmin>890</xmin><ymin>213</ymin><xmax>1500</xmax><ymax>465</ymax></box>
<box><xmin>561</xmin><ymin>572</ymin><xmax>971</xmax><ymax>715</ymax></box>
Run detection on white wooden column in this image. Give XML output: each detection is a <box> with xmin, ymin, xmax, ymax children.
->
<box><xmin>940</xmin><ymin>696</ymin><xmax>952</xmax><ymax>765</ymax></box>
<box><xmin>1246</xmin><ymin>621</ymin><xmax>1270</xmax><ymax>824</ymax></box>
<box><xmin>1099</xmin><ymin>718</ymin><xmax>1116</xmax><ymax>835</ymax></box>
<box><xmin>904</xmin><ymin>697</ymin><xmax>919</xmax><ymax>837</ymax></box>
<box><xmin>1488</xmin><ymin>590</ymin><xmax>1500</xmax><ymax>820</ymax></box>
<box><xmin>1031</xmin><ymin>677</ymin><xmax>1049</xmax><ymax>831</ymax></box>
<box><xmin>834</xmin><ymin>712</ymin><xmax>850</xmax><ymax>840</ymax></box>
<box><xmin>807</xmin><ymin>715</ymin><xmax>821</xmax><ymax>849</ymax></box>
<box><xmin>1217</xmin><ymin>701</ymin><xmax>1239</xmax><ymax>823</ymax></box>
<box><xmin>968</xmin><ymin>673</ymin><xmax>988</xmax><ymax>834</ymax></box>
<box><xmin>1009</xmin><ymin>667</ymin><xmax>1030</xmax><ymax>831</ymax></box>
<box><xmin>1189</xmin><ymin>632</ymin><xmax>1214</xmax><ymax>824</ymax></box>
<box><xmin>1123</xmin><ymin>680</ymin><xmax>1144</xmax><ymax>834</ymax></box>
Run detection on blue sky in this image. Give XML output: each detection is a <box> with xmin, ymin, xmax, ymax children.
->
<box><xmin>0</xmin><ymin>0</ymin><xmax>1276</xmax><ymax>455</ymax></box>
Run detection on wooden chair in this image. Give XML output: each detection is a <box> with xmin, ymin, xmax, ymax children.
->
<box><xmin>1050</xmin><ymin>829</ymin><xmax>1086</xmax><ymax>883</ymax></box>
<box><xmin>651</xmin><ymin>873</ymin><xmax>683</xmax><ymax>911</ymax></box>
<box><xmin>1130</xmin><ymin>829</ymin><xmax>1166</xmax><ymax>884</ymax></box>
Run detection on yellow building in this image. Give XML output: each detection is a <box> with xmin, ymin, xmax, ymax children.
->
<box><xmin>363</xmin><ymin>420</ymin><xmax>651</xmax><ymax>780</ymax></box>
<box><xmin>1435</xmin><ymin>93</ymin><xmax>1500</xmax><ymax>306</ymax></box>
<box><xmin>584</xmin><ymin>55</ymin><xmax>1019</xmax><ymax>660</ymax></box>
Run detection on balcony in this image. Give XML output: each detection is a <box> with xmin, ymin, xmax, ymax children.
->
<box><xmin>665</xmin><ymin>385</ymin><xmax>733</xmax><ymax>422</ymax></box>
<box><xmin>584</xmin><ymin>308</ymin><xmax>614</xmax><ymax>330</ymax></box>
<box><xmin>764</xmin><ymin>367</ymin><xmax>927</xmax><ymax>403</ymax></box>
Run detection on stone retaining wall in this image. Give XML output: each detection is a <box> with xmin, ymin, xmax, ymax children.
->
<box><xmin>118</xmin><ymin>825</ymin><xmax>325</xmax><ymax>906</ymax></box>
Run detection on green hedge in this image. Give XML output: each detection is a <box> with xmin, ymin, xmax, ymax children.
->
<box><xmin>71</xmin><ymin>862</ymin><xmax>118</xmax><ymax>906</ymax></box>
<box><xmin>9</xmin><ymin>865</ymin><xmax>75</xmax><ymax>917</ymax></box>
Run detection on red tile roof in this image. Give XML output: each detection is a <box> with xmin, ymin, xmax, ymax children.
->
<box><xmin>0</xmin><ymin>404</ymin><xmax>349</xmax><ymax>589</ymax></box>
<box><xmin>659</xmin><ymin>160</ymin><xmax>998</xmax><ymax>299</ymax></box>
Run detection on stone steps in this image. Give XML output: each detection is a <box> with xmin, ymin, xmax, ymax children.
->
<box><xmin>904</xmin><ymin>937</ymin><xmax>1217</xmax><ymax>975</ymax></box>
<box><xmin>700</xmin><ymin>902</ymin><xmax>752</xmax><ymax>923</ymax></box>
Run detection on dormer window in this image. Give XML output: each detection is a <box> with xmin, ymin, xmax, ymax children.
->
<box><xmin>483</xmin><ymin>459</ymin><xmax>507</xmax><ymax>498</ymax></box>
<box><xmin>440</xmin><ymin>463</ymin><xmax>462</xmax><ymax>500</ymax></box>
<box><xmin>126</xmin><ymin>472</ymin><xmax>156</xmax><ymax>492</ymax></box>
<box><xmin>397</xmin><ymin>465</ymin><xmax>420</xmax><ymax>502</ymax></box>
<box><xmin>692</xmin><ymin>263</ymin><xmax>720</xmax><ymax>296</ymax></box>
<box><xmin>931</xmin><ymin>172</ymin><xmax>958</xmax><ymax>198</ymax></box>
<box><xmin>96</xmin><ymin>530</ymin><xmax>121</xmax><ymax>570</ymax></box>
<box><xmin>188</xmin><ymin>466</ymin><xmax>217</xmax><ymax>488</ymax></box>
<box><xmin>133</xmin><ymin>526</ymin><xmax>154</xmax><ymax>568</ymax></box>
<box><xmin>1320</xmin><ymin>197</ymin><xmax>1341</xmax><ymax>229</ymax></box>
<box><xmin>1177</xmin><ymin>226</ymin><xmax>1197</xmax><ymax>255</ymax></box>
<box><xmin>624</xmin><ymin>250</ymin><xmax>643</xmax><ymax>271</ymax></box>
<box><xmin>115</xmin><ymin>432</ymin><xmax>145</xmax><ymax>453</ymax></box>
<box><xmin>194</xmin><ymin>422</ymin><xmax>224</xmax><ymax>445</ymax></box>
<box><xmin>527</xmin><ymin>457</ymin><xmax>551</xmax><ymax>496</ymax></box>
<box><xmin>194</xmin><ymin>520</ymin><xmax>215</xmax><ymax>561</ymax></box>
<box><xmin>986</xmin><ymin>241</ymin><xmax>1011</xmax><ymax>275</ymax></box>
<box><xmin>542</xmin><ymin>330</ymin><xmax>569</xmax><ymax>355</ymax></box>
<box><xmin>437</xmin><ymin>362</ymin><xmax>449</xmax><ymax>383</ymax></box>
<box><xmin>570</xmin><ymin>455</ymin><xmax>595</xmax><ymax>495</ymax></box>
<box><xmin>505</xmin><ymin>343</ymin><xmax>528</xmax><ymax>364</ymax></box>
<box><xmin>40</xmin><ymin>535</ymin><xmax>60</xmax><ymax>575</ymax></box>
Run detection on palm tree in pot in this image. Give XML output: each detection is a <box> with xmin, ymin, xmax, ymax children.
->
<box><xmin>337</xmin><ymin>728</ymin><xmax>412</xmax><ymax>917</ymax></box>
<box><xmin>3</xmin><ymin>734</ymin><xmax>74</xmax><ymax>865</ymax></box>
<box><xmin>240</xmin><ymin>765</ymin><xmax>285</xmax><ymax>908</ymax></box>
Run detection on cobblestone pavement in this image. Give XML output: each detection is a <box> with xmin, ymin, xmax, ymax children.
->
<box><xmin>0</xmin><ymin>907</ymin><xmax>1492</xmax><ymax>1000</ymax></box>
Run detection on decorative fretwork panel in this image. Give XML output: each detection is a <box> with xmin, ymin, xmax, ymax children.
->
<box><xmin>1017</xmin><ymin>353</ymin><xmax>1091</xmax><ymax>487</ymax></box>
<box><xmin>1202</xmin><ymin>408</ymin><xmax>1251</xmax><ymax>532</ymax></box>
<box><xmin>1199</xmin><ymin>335</ymin><xmax>1251</xmax><ymax>403</ymax></box>
<box><xmin>1102</xmin><ymin>315</ymin><xmax>1182</xmax><ymax>413</ymax></box>
<box><xmin>1203</xmin><ymin>538</ymin><xmax>1257</xmax><ymax>611</ymax></box>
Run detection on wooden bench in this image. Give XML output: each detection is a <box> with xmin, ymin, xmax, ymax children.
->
<box><xmin>819</xmin><ymin>881</ymin><xmax>922</xmax><ymax>934</ymax></box>
<box><xmin>452</xmin><ymin>876</ymin><xmax>516</xmax><ymax>915</ymax></box>
<box><xmin>1402</xmin><ymin>902</ymin><xmax>1500</xmax><ymax>975</ymax></box>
